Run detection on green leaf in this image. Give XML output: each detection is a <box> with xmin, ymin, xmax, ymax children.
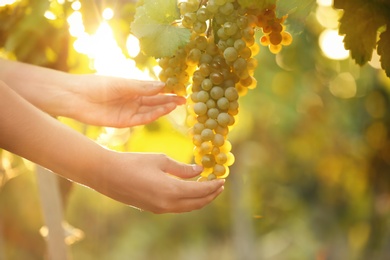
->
<box><xmin>131</xmin><ymin>0</ymin><xmax>190</xmax><ymax>58</ymax></box>
<box><xmin>335</xmin><ymin>0</ymin><xmax>386</xmax><ymax>65</ymax></box>
<box><xmin>377</xmin><ymin>27</ymin><xmax>390</xmax><ymax>77</ymax></box>
<box><xmin>277</xmin><ymin>0</ymin><xmax>316</xmax><ymax>34</ymax></box>
<box><xmin>138</xmin><ymin>26</ymin><xmax>190</xmax><ymax>58</ymax></box>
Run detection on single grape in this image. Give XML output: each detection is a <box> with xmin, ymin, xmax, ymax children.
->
<box><xmin>194</xmin><ymin>102</ymin><xmax>208</xmax><ymax>116</ymax></box>
<box><xmin>223</xmin><ymin>47</ymin><xmax>238</xmax><ymax>62</ymax></box>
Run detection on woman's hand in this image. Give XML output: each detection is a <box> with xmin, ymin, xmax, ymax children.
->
<box><xmin>94</xmin><ymin>152</ymin><xmax>225</xmax><ymax>213</ymax></box>
<box><xmin>0</xmin><ymin>59</ymin><xmax>185</xmax><ymax>127</ymax></box>
<box><xmin>0</xmin><ymin>81</ymin><xmax>224</xmax><ymax>213</ymax></box>
<box><xmin>66</xmin><ymin>75</ymin><xmax>186</xmax><ymax>127</ymax></box>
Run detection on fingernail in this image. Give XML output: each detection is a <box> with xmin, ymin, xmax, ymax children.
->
<box><xmin>218</xmin><ymin>179</ymin><xmax>226</xmax><ymax>185</ymax></box>
<box><xmin>192</xmin><ymin>164</ymin><xmax>203</xmax><ymax>173</ymax></box>
<box><xmin>152</xmin><ymin>82</ymin><xmax>165</xmax><ymax>88</ymax></box>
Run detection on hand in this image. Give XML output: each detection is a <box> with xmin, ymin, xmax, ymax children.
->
<box><xmin>67</xmin><ymin>74</ymin><xmax>185</xmax><ymax>127</ymax></box>
<box><xmin>95</xmin><ymin>152</ymin><xmax>225</xmax><ymax>213</ymax></box>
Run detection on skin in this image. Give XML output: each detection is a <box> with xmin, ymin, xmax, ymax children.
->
<box><xmin>0</xmin><ymin>59</ymin><xmax>225</xmax><ymax>213</ymax></box>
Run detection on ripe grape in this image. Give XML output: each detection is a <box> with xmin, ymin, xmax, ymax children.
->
<box><xmin>155</xmin><ymin>0</ymin><xmax>292</xmax><ymax>181</ymax></box>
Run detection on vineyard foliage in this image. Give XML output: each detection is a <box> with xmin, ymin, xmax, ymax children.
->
<box><xmin>1</xmin><ymin>0</ymin><xmax>390</xmax><ymax>259</ymax></box>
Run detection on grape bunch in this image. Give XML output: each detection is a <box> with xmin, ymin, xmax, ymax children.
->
<box><xmin>157</xmin><ymin>0</ymin><xmax>292</xmax><ymax>181</ymax></box>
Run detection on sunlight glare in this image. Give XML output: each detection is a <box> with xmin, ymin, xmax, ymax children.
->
<box><xmin>68</xmin><ymin>11</ymin><xmax>151</xmax><ymax>79</ymax></box>
<box><xmin>44</xmin><ymin>10</ymin><xmax>57</xmax><ymax>20</ymax></box>
<box><xmin>102</xmin><ymin>8</ymin><xmax>114</xmax><ymax>20</ymax></box>
<box><xmin>71</xmin><ymin>1</ymin><xmax>81</xmax><ymax>11</ymax></box>
<box><xmin>0</xmin><ymin>0</ymin><xmax>18</xmax><ymax>6</ymax></box>
<box><xmin>319</xmin><ymin>29</ymin><xmax>349</xmax><ymax>60</ymax></box>
<box><xmin>317</xmin><ymin>0</ymin><xmax>333</xmax><ymax>7</ymax></box>
<box><xmin>67</xmin><ymin>11</ymin><xmax>85</xmax><ymax>37</ymax></box>
<box><xmin>126</xmin><ymin>34</ymin><xmax>141</xmax><ymax>58</ymax></box>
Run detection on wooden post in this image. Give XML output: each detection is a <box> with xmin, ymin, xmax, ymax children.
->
<box><xmin>36</xmin><ymin>165</ymin><xmax>69</xmax><ymax>260</ymax></box>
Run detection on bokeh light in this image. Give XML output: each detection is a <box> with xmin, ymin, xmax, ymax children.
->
<box><xmin>329</xmin><ymin>72</ymin><xmax>357</xmax><ymax>99</ymax></box>
<box><xmin>319</xmin><ymin>29</ymin><xmax>350</xmax><ymax>60</ymax></box>
<box><xmin>317</xmin><ymin>0</ymin><xmax>333</xmax><ymax>7</ymax></box>
<box><xmin>0</xmin><ymin>0</ymin><xmax>17</xmax><ymax>7</ymax></box>
<box><xmin>102</xmin><ymin>8</ymin><xmax>114</xmax><ymax>20</ymax></box>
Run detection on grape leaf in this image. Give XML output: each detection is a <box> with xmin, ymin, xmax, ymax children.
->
<box><xmin>138</xmin><ymin>27</ymin><xmax>190</xmax><ymax>58</ymax></box>
<box><xmin>130</xmin><ymin>0</ymin><xmax>190</xmax><ymax>58</ymax></box>
<box><xmin>377</xmin><ymin>27</ymin><xmax>390</xmax><ymax>77</ymax></box>
<box><xmin>334</xmin><ymin>0</ymin><xmax>386</xmax><ymax>65</ymax></box>
<box><xmin>277</xmin><ymin>0</ymin><xmax>316</xmax><ymax>34</ymax></box>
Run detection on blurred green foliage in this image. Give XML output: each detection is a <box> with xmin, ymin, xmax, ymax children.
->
<box><xmin>1</xmin><ymin>0</ymin><xmax>390</xmax><ymax>259</ymax></box>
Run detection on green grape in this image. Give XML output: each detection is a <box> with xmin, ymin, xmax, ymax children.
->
<box><xmin>217</xmin><ymin>97</ymin><xmax>230</xmax><ymax>110</ymax></box>
<box><xmin>219</xmin><ymin>2</ymin><xmax>234</xmax><ymax>15</ymax></box>
<box><xmin>223</xmin><ymin>47</ymin><xmax>238</xmax><ymax>62</ymax></box>
<box><xmin>193</xmin><ymin>122</ymin><xmax>205</xmax><ymax>134</ymax></box>
<box><xmin>187</xmin><ymin>48</ymin><xmax>202</xmax><ymax>65</ymax></box>
<box><xmin>202</xmin><ymin>154</ymin><xmax>215</xmax><ymax>168</ymax></box>
<box><xmin>217</xmin><ymin>112</ymin><xmax>230</xmax><ymax>127</ymax></box>
<box><xmin>158</xmin><ymin>0</ymin><xmax>293</xmax><ymax>181</ymax></box>
<box><xmin>234</xmin><ymin>38</ymin><xmax>246</xmax><ymax>51</ymax></box>
<box><xmin>199</xmin><ymin>63</ymin><xmax>211</xmax><ymax>77</ymax></box>
<box><xmin>201</xmin><ymin>78</ymin><xmax>213</xmax><ymax>91</ymax></box>
<box><xmin>195</xmin><ymin>36</ymin><xmax>208</xmax><ymax>51</ymax></box>
<box><xmin>207</xmin><ymin>107</ymin><xmax>220</xmax><ymax>119</ymax></box>
<box><xmin>213</xmin><ymin>164</ymin><xmax>226</xmax><ymax>176</ymax></box>
<box><xmin>210</xmin><ymin>86</ymin><xmax>224</xmax><ymax>100</ymax></box>
<box><xmin>215</xmin><ymin>152</ymin><xmax>228</xmax><ymax>164</ymax></box>
<box><xmin>224</xmin><ymin>22</ymin><xmax>238</xmax><ymax>36</ymax></box>
<box><xmin>225</xmin><ymin>87</ymin><xmax>239</xmax><ymax>101</ymax></box>
<box><xmin>205</xmin><ymin>118</ymin><xmax>218</xmax><ymax>129</ymax></box>
<box><xmin>197</xmin><ymin>7</ymin><xmax>210</xmax><ymax>23</ymax></box>
<box><xmin>193</xmin><ymin>21</ymin><xmax>207</xmax><ymax>34</ymax></box>
<box><xmin>201</xmin><ymin>128</ymin><xmax>214</xmax><ymax>141</ymax></box>
<box><xmin>206</xmin><ymin>99</ymin><xmax>217</xmax><ymax>108</ymax></box>
<box><xmin>210</xmin><ymin>72</ymin><xmax>224</xmax><ymax>85</ymax></box>
<box><xmin>212</xmin><ymin>133</ymin><xmax>225</xmax><ymax>147</ymax></box>
<box><xmin>200</xmin><ymin>141</ymin><xmax>213</xmax><ymax>154</ymax></box>
<box><xmin>194</xmin><ymin>102</ymin><xmax>208</xmax><ymax>116</ymax></box>
<box><xmin>197</xmin><ymin>90</ymin><xmax>210</xmax><ymax>102</ymax></box>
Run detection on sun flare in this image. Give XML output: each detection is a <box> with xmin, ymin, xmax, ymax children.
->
<box><xmin>67</xmin><ymin>9</ymin><xmax>150</xmax><ymax>79</ymax></box>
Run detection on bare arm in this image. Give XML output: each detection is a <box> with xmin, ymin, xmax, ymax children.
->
<box><xmin>0</xmin><ymin>81</ymin><xmax>224</xmax><ymax>213</ymax></box>
<box><xmin>0</xmin><ymin>58</ymin><xmax>185</xmax><ymax>127</ymax></box>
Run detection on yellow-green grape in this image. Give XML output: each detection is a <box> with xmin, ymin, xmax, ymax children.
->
<box><xmin>158</xmin><ymin>47</ymin><xmax>190</xmax><ymax>96</ymax></box>
<box><xmin>174</xmin><ymin>1</ymin><xmax>292</xmax><ymax>182</ymax></box>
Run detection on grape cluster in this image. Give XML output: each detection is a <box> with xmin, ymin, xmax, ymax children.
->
<box><xmin>158</xmin><ymin>47</ymin><xmax>192</xmax><ymax>96</ymax></box>
<box><xmin>157</xmin><ymin>0</ymin><xmax>292</xmax><ymax>181</ymax></box>
<box><xmin>257</xmin><ymin>5</ymin><xmax>293</xmax><ymax>54</ymax></box>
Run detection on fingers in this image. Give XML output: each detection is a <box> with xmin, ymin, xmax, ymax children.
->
<box><xmin>120</xmin><ymin>79</ymin><xmax>186</xmax><ymax>105</ymax></box>
<box><xmin>149</xmin><ymin>177</ymin><xmax>225</xmax><ymax>214</ymax></box>
<box><xmin>140</xmin><ymin>94</ymin><xmax>186</xmax><ymax>106</ymax></box>
<box><xmin>129</xmin><ymin>102</ymin><xmax>177</xmax><ymax>125</ymax></box>
<box><xmin>156</xmin><ymin>184</ymin><xmax>225</xmax><ymax>214</ymax></box>
<box><xmin>161</xmin><ymin>156</ymin><xmax>204</xmax><ymax>179</ymax></box>
<box><xmin>176</xmin><ymin>185</ymin><xmax>225</xmax><ymax>213</ymax></box>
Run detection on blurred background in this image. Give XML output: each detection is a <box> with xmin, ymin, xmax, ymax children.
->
<box><xmin>1</xmin><ymin>0</ymin><xmax>390</xmax><ymax>259</ymax></box>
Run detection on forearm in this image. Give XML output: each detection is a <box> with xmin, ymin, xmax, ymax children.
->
<box><xmin>0</xmin><ymin>58</ymin><xmax>78</xmax><ymax>117</ymax></box>
<box><xmin>0</xmin><ymin>81</ymin><xmax>107</xmax><ymax>188</ymax></box>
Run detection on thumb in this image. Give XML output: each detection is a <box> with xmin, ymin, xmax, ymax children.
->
<box><xmin>162</xmin><ymin>157</ymin><xmax>203</xmax><ymax>179</ymax></box>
